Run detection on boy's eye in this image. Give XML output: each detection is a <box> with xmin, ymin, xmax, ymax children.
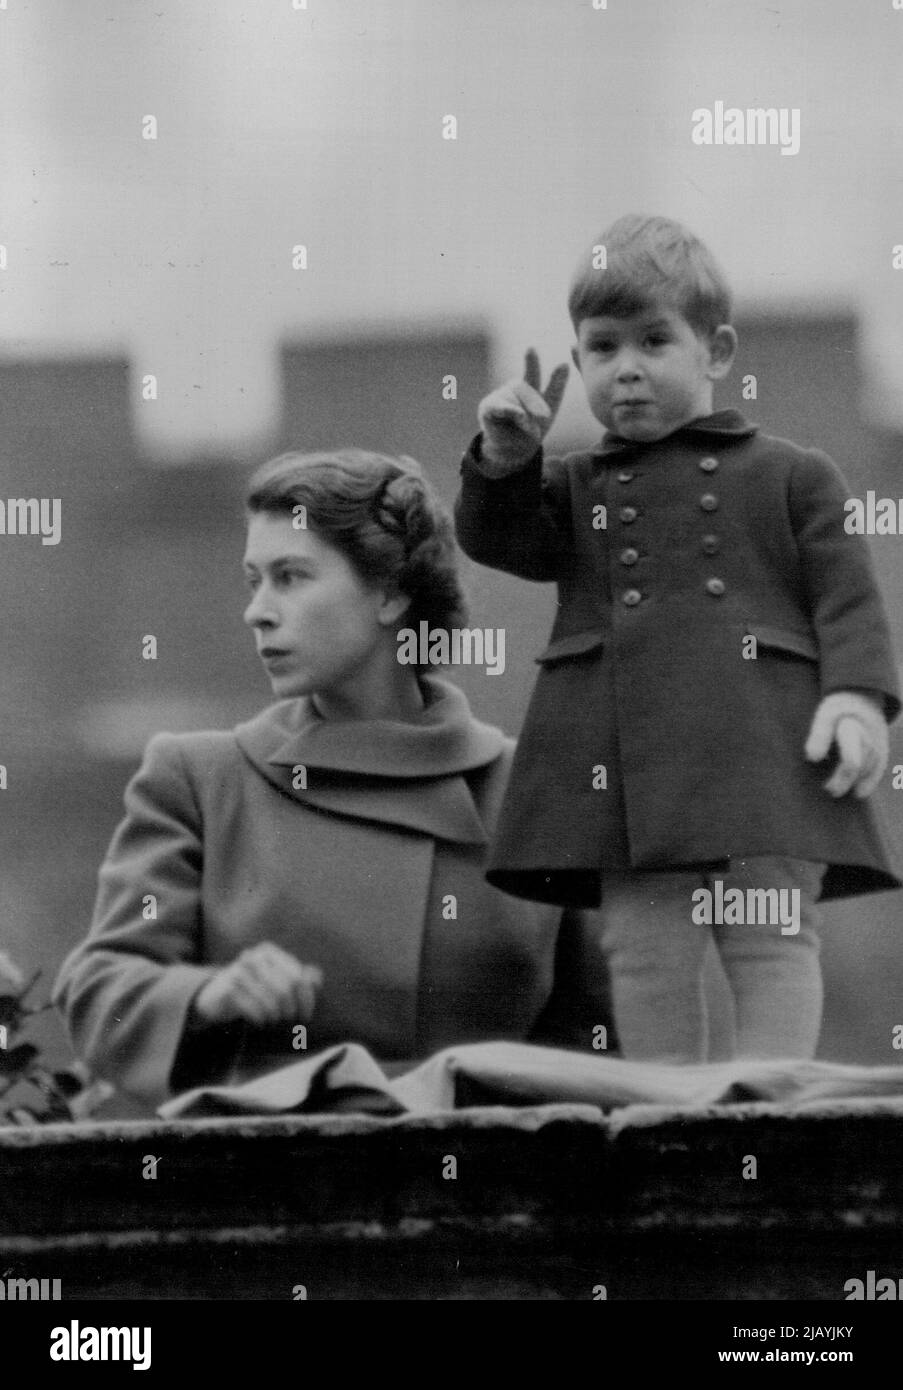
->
<box><xmin>645</xmin><ymin>334</ymin><xmax>670</xmax><ymax>347</ymax></box>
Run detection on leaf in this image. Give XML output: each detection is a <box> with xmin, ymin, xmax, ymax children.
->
<box><xmin>32</xmin><ymin>1095</ymin><xmax>73</xmax><ymax>1123</ymax></box>
<box><xmin>0</xmin><ymin>1043</ymin><xmax>38</xmax><ymax>1077</ymax></box>
<box><xmin>0</xmin><ymin>953</ymin><xmax>25</xmax><ymax>990</ymax></box>
<box><xmin>9</xmin><ymin>1107</ymin><xmax>40</xmax><ymax>1126</ymax></box>
<box><xmin>0</xmin><ymin>995</ymin><xmax>23</xmax><ymax>1026</ymax></box>
<box><xmin>50</xmin><ymin>1069</ymin><xmax>85</xmax><ymax>1099</ymax></box>
<box><xmin>28</xmin><ymin>1066</ymin><xmax>58</xmax><ymax>1096</ymax></box>
<box><xmin>16</xmin><ymin>969</ymin><xmax>43</xmax><ymax>1006</ymax></box>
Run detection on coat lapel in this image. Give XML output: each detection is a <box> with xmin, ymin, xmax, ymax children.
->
<box><xmin>234</xmin><ymin>677</ymin><xmax>507</xmax><ymax>845</ymax></box>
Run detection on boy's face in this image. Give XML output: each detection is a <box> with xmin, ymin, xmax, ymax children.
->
<box><xmin>571</xmin><ymin>305</ymin><xmax>736</xmax><ymax>443</ymax></box>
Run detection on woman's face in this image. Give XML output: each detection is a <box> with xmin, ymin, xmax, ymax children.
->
<box><xmin>243</xmin><ymin>512</ymin><xmax>398</xmax><ymax>702</ymax></box>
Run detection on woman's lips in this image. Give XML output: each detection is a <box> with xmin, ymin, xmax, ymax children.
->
<box><xmin>259</xmin><ymin>648</ymin><xmax>293</xmax><ymax>666</ymax></box>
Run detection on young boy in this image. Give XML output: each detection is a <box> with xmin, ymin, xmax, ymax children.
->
<box><xmin>454</xmin><ymin>214</ymin><xmax>901</xmax><ymax>1064</ymax></box>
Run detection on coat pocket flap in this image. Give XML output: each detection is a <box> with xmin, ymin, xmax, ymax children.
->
<box><xmin>535</xmin><ymin>630</ymin><xmax>605</xmax><ymax>665</ymax></box>
<box><xmin>747</xmin><ymin>624</ymin><xmax>819</xmax><ymax>661</ymax></box>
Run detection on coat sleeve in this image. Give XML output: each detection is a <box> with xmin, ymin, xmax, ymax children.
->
<box><xmin>528</xmin><ymin>908</ymin><xmax>619</xmax><ymax>1056</ymax></box>
<box><xmin>789</xmin><ymin>449</ymin><xmax>901</xmax><ymax>721</ymax></box>
<box><xmin>52</xmin><ymin>734</ymin><xmax>228</xmax><ymax>1108</ymax></box>
<box><xmin>454</xmin><ymin>432</ymin><xmax>573</xmax><ymax>581</ymax></box>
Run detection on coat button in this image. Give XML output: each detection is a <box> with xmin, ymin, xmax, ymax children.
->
<box><xmin>700</xmin><ymin>493</ymin><xmax>719</xmax><ymax>511</ymax></box>
<box><xmin>619</xmin><ymin>505</ymin><xmax>638</xmax><ymax>523</ymax></box>
<box><xmin>622</xmin><ymin>588</ymin><xmax>642</xmax><ymax>606</ymax></box>
<box><xmin>701</xmin><ymin>534</ymin><xmax>720</xmax><ymax>555</ymax></box>
<box><xmin>617</xmin><ymin>469</ymin><xmax>635</xmax><ymax>483</ymax></box>
<box><xmin>699</xmin><ymin>456</ymin><xmax>719</xmax><ymax>473</ymax></box>
<box><xmin>705</xmin><ymin>577</ymin><xmax>726</xmax><ymax>596</ymax></box>
<box><xmin>619</xmin><ymin>547</ymin><xmax>639</xmax><ymax>566</ymax></box>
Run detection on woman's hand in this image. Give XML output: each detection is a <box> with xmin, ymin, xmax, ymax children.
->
<box><xmin>192</xmin><ymin>942</ymin><xmax>323</xmax><ymax>1027</ymax></box>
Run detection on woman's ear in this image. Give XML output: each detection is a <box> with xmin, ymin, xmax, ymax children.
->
<box><xmin>378</xmin><ymin>589</ymin><xmax>412</xmax><ymax>627</ymax></box>
<box><xmin>707</xmin><ymin>324</ymin><xmax>738</xmax><ymax>380</ymax></box>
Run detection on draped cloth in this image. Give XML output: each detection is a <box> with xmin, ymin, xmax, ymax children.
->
<box><xmin>159</xmin><ymin>1040</ymin><xmax>903</xmax><ymax>1119</ymax></box>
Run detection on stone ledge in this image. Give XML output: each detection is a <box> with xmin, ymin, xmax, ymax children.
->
<box><xmin>3</xmin><ymin>1104</ymin><xmax>902</xmax><ymax>1298</ymax></box>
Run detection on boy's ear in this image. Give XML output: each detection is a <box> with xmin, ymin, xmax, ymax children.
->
<box><xmin>570</xmin><ymin>344</ymin><xmax>581</xmax><ymax>371</ymax></box>
<box><xmin>707</xmin><ymin>324</ymin><xmax>738</xmax><ymax>380</ymax></box>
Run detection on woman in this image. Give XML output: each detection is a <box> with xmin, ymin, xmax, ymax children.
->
<box><xmin>53</xmin><ymin>450</ymin><xmax>612</xmax><ymax>1112</ymax></box>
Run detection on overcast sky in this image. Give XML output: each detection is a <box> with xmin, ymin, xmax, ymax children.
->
<box><xmin>1</xmin><ymin>0</ymin><xmax>900</xmax><ymax>454</ymax></box>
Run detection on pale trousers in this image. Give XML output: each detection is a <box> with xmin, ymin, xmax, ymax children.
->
<box><xmin>598</xmin><ymin>857</ymin><xmax>826</xmax><ymax>1063</ymax></box>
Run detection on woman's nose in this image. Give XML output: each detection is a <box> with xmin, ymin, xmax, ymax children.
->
<box><xmin>243</xmin><ymin>588</ymin><xmax>276</xmax><ymax>627</ymax></box>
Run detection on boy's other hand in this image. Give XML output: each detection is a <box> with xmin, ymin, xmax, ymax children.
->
<box><xmin>804</xmin><ymin>691</ymin><xmax>889</xmax><ymax>798</ymax></box>
<box><xmin>193</xmin><ymin>943</ymin><xmax>323</xmax><ymax>1027</ymax></box>
<box><xmin>476</xmin><ymin>348</ymin><xmax>569</xmax><ymax>476</ymax></box>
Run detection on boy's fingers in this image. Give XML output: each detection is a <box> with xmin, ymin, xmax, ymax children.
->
<box><xmin>513</xmin><ymin>380</ymin><xmax>551</xmax><ymax>419</ymax></box>
<box><xmin>542</xmin><ymin>362</ymin><xmax>570</xmax><ymax>415</ymax></box>
<box><xmin>483</xmin><ymin>400</ymin><xmax>528</xmax><ymax>427</ymax></box>
<box><xmin>823</xmin><ymin>718</ymin><xmax>865</xmax><ymax>797</ymax></box>
<box><xmin>803</xmin><ymin>706</ymin><xmax>833</xmax><ymax>762</ymax></box>
<box><xmin>855</xmin><ymin>755</ymin><xmax>883</xmax><ymax>799</ymax></box>
<box><xmin>523</xmin><ymin>348</ymin><xmax>542</xmax><ymax>392</ymax></box>
<box><xmin>852</xmin><ymin>728</ymin><xmax>885</xmax><ymax>798</ymax></box>
<box><xmin>484</xmin><ymin>382</ymin><xmax>550</xmax><ymax>426</ymax></box>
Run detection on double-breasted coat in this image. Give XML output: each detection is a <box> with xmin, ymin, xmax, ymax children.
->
<box><xmin>454</xmin><ymin>410</ymin><xmax>902</xmax><ymax>908</ymax></box>
<box><xmin>53</xmin><ymin>677</ymin><xmax>612</xmax><ymax>1109</ymax></box>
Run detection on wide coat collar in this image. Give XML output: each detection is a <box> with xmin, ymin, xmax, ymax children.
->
<box><xmin>234</xmin><ymin>676</ymin><xmax>507</xmax><ymax>845</ymax></box>
<box><xmin>595</xmin><ymin>408</ymin><xmax>759</xmax><ymax>456</ymax></box>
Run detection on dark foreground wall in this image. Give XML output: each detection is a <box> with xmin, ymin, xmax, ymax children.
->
<box><xmin>2</xmin><ymin>1104</ymin><xmax>902</xmax><ymax>1300</ymax></box>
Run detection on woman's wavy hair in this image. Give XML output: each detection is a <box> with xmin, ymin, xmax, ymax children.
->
<box><xmin>245</xmin><ymin>449</ymin><xmax>469</xmax><ymax>638</ymax></box>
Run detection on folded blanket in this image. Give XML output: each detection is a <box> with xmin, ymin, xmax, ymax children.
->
<box><xmin>158</xmin><ymin>1040</ymin><xmax>903</xmax><ymax>1119</ymax></box>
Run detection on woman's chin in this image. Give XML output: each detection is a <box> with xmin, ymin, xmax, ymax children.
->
<box><xmin>265</xmin><ymin>670</ymin><xmax>313</xmax><ymax>700</ymax></box>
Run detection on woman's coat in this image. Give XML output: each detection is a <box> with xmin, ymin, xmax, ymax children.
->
<box><xmin>53</xmin><ymin>678</ymin><xmax>611</xmax><ymax>1108</ymax></box>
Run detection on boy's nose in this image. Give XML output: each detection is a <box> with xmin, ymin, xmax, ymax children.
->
<box><xmin>616</xmin><ymin>353</ymin><xmax>642</xmax><ymax>380</ymax></box>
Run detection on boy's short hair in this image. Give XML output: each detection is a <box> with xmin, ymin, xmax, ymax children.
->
<box><xmin>568</xmin><ymin>214</ymin><xmax>733</xmax><ymax>337</ymax></box>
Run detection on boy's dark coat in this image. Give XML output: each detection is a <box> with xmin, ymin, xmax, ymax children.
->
<box><xmin>455</xmin><ymin>410</ymin><xmax>902</xmax><ymax>907</ymax></box>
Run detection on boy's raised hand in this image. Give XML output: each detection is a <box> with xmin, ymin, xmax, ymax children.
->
<box><xmin>476</xmin><ymin>348</ymin><xmax>569</xmax><ymax>476</ymax></box>
<box><xmin>804</xmin><ymin>691</ymin><xmax>889</xmax><ymax>799</ymax></box>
